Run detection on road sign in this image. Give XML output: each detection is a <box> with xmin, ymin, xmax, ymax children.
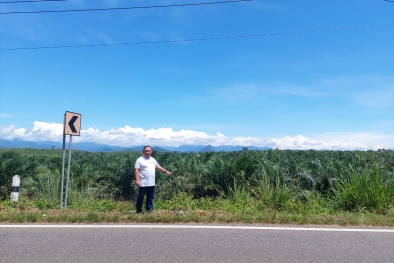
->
<box><xmin>64</xmin><ymin>111</ymin><xmax>82</xmax><ymax>136</ymax></box>
<box><xmin>61</xmin><ymin>111</ymin><xmax>82</xmax><ymax>209</ymax></box>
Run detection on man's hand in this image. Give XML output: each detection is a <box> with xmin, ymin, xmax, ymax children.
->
<box><xmin>158</xmin><ymin>166</ymin><xmax>172</xmax><ymax>176</ymax></box>
<box><xmin>134</xmin><ymin>168</ymin><xmax>140</xmax><ymax>187</ymax></box>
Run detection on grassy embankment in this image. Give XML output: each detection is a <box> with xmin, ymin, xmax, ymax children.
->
<box><xmin>0</xmin><ymin>148</ymin><xmax>393</xmax><ymax>226</ymax></box>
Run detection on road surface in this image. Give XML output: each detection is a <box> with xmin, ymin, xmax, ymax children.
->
<box><xmin>1</xmin><ymin>224</ymin><xmax>393</xmax><ymax>263</ymax></box>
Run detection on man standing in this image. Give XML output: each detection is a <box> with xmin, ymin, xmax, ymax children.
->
<box><xmin>134</xmin><ymin>145</ymin><xmax>172</xmax><ymax>214</ymax></box>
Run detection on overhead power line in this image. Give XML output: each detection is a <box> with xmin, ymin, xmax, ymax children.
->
<box><xmin>2</xmin><ymin>23</ymin><xmax>393</xmax><ymax>51</ymax></box>
<box><xmin>0</xmin><ymin>0</ymin><xmax>68</xmax><ymax>3</ymax></box>
<box><xmin>0</xmin><ymin>0</ymin><xmax>252</xmax><ymax>15</ymax></box>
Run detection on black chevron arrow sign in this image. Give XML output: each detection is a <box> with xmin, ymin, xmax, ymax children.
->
<box><xmin>64</xmin><ymin>111</ymin><xmax>82</xmax><ymax>136</ymax></box>
<box><xmin>68</xmin><ymin>116</ymin><xmax>78</xmax><ymax>133</ymax></box>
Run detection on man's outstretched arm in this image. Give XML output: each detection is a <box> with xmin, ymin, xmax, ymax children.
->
<box><xmin>157</xmin><ymin>166</ymin><xmax>172</xmax><ymax>176</ymax></box>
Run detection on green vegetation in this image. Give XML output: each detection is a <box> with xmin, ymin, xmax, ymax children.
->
<box><xmin>0</xmin><ymin>148</ymin><xmax>393</xmax><ymax>225</ymax></box>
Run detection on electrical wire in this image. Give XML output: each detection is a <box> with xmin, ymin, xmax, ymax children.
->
<box><xmin>1</xmin><ymin>23</ymin><xmax>393</xmax><ymax>51</ymax></box>
<box><xmin>0</xmin><ymin>0</ymin><xmax>252</xmax><ymax>14</ymax></box>
<box><xmin>0</xmin><ymin>0</ymin><xmax>68</xmax><ymax>3</ymax></box>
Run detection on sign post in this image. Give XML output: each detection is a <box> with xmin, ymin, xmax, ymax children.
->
<box><xmin>60</xmin><ymin>111</ymin><xmax>82</xmax><ymax>209</ymax></box>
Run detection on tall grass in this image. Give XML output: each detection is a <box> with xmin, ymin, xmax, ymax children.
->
<box><xmin>36</xmin><ymin>167</ymin><xmax>60</xmax><ymax>201</ymax></box>
<box><xmin>249</xmin><ymin>168</ymin><xmax>294</xmax><ymax>211</ymax></box>
<box><xmin>332</xmin><ymin>167</ymin><xmax>393</xmax><ymax>213</ymax></box>
<box><xmin>0</xmin><ymin>148</ymin><xmax>393</xmax><ymax>218</ymax></box>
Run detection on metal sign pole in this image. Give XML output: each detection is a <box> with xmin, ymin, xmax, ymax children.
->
<box><xmin>60</xmin><ymin>134</ymin><xmax>66</xmax><ymax>209</ymax></box>
<box><xmin>64</xmin><ymin>135</ymin><xmax>73</xmax><ymax>209</ymax></box>
<box><xmin>61</xmin><ymin>111</ymin><xmax>81</xmax><ymax>210</ymax></box>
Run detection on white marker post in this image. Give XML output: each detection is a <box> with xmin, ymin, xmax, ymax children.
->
<box><xmin>10</xmin><ymin>175</ymin><xmax>20</xmax><ymax>202</ymax></box>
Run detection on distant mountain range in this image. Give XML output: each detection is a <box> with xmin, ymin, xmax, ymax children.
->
<box><xmin>0</xmin><ymin>139</ymin><xmax>270</xmax><ymax>153</ymax></box>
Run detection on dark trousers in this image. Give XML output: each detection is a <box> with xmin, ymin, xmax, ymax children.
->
<box><xmin>136</xmin><ymin>186</ymin><xmax>155</xmax><ymax>213</ymax></box>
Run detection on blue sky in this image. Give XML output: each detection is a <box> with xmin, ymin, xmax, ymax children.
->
<box><xmin>0</xmin><ymin>0</ymin><xmax>393</xmax><ymax>149</ymax></box>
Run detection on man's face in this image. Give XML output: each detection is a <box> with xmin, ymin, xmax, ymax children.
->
<box><xmin>143</xmin><ymin>147</ymin><xmax>152</xmax><ymax>158</ymax></box>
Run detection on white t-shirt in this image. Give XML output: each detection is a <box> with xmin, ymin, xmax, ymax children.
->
<box><xmin>135</xmin><ymin>156</ymin><xmax>159</xmax><ymax>187</ymax></box>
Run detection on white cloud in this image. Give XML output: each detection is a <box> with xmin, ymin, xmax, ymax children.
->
<box><xmin>354</xmin><ymin>88</ymin><xmax>394</xmax><ymax>108</ymax></box>
<box><xmin>318</xmin><ymin>74</ymin><xmax>394</xmax><ymax>107</ymax></box>
<box><xmin>269</xmin><ymin>82</ymin><xmax>321</xmax><ymax>97</ymax></box>
<box><xmin>80</xmin><ymin>126</ymin><xmax>228</xmax><ymax>146</ymax></box>
<box><xmin>264</xmin><ymin>135</ymin><xmax>369</xmax><ymax>150</ymax></box>
<box><xmin>314</xmin><ymin>132</ymin><xmax>394</xmax><ymax>150</ymax></box>
<box><xmin>0</xmin><ymin>113</ymin><xmax>14</xmax><ymax>118</ymax></box>
<box><xmin>181</xmin><ymin>85</ymin><xmax>261</xmax><ymax>105</ymax></box>
<box><xmin>0</xmin><ymin>122</ymin><xmax>63</xmax><ymax>141</ymax></box>
<box><xmin>97</xmin><ymin>34</ymin><xmax>115</xmax><ymax>45</ymax></box>
<box><xmin>210</xmin><ymin>85</ymin><xmax>260</xmax><ymax>102</ymax></box>
<box><xmin>265</xmin><ymin>75</ymin><xmax>394</xmax><ymax>106</ymax></box>
<box><xmin>0</xmin><ymin>122</ymin><xmax>393</xmax><ymax>150</ymax></box>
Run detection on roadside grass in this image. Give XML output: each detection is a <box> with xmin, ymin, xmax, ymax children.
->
<box><xmin>1</xmin><ymin>196</ymin><xmax>393</xmax><ymax>226</ymax></box>
<box><xmin>2</xmin><ymin>149</ymin><xmax>393</xmax><ymax>226</ymax></box>
<box><xmin>331</xmin><ymin>168</ymin><xmax>394</xmax><ymax>213</ymax></box>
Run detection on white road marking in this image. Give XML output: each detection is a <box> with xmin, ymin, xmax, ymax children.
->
<box><xmin>0</xmin><ymin>224</ymin><xmax>393</xmax><ymax>232</ymax></box>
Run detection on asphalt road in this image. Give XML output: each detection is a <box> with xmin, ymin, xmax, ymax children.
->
<box><xmin>0</xmin><ymin>225</ymin><xmax>393</xmax><ymax>263</ymax></box>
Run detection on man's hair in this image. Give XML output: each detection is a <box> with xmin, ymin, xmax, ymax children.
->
<box><xmin>143</xmin><ymin>145</ymin><xmax>152</xmax><ymax>152</ymax></box>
